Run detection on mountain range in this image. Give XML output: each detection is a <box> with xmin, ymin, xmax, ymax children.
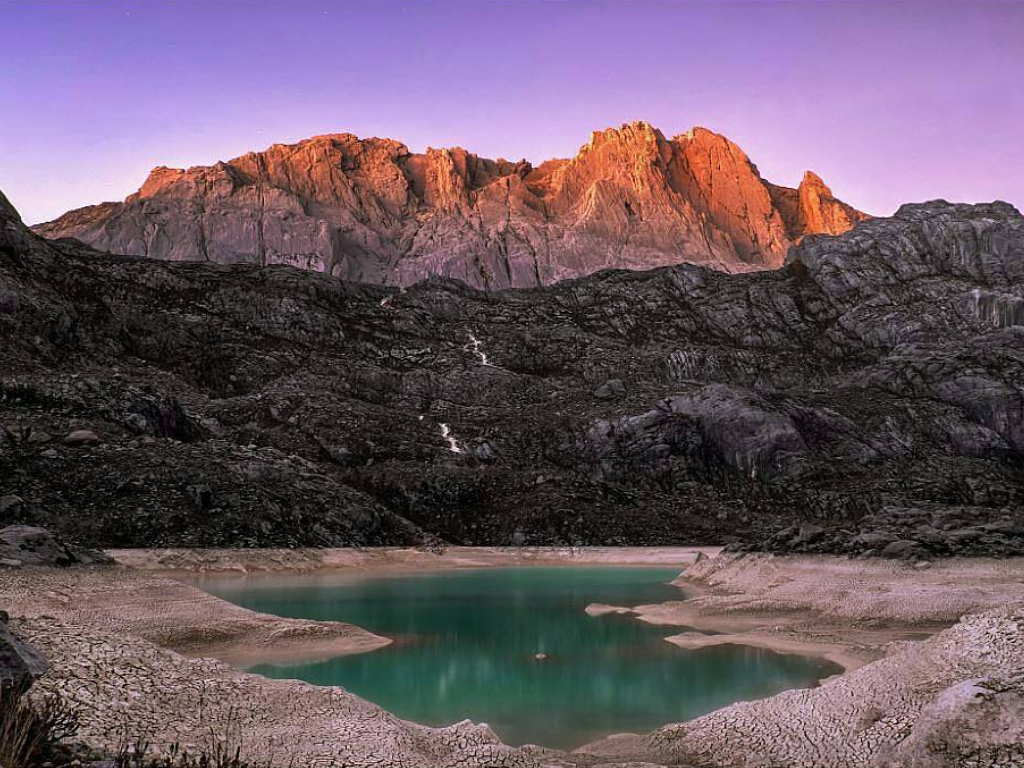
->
<box><xmin>34</xmin><ymin>122</ymin><xmax>867</xmax><ymax>289</ymax></box>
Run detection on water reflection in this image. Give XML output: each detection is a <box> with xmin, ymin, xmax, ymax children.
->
<box><xmin>199</xmin><ymin>567</ymin><xmax>838</xmax><ymax>750</ymax></box>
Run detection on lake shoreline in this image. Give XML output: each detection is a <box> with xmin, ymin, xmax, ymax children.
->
<box><xmin>110</xmin><ymin>544</ymin><xmax>721</xmax><ymax>577</ymax></box>
<box><xmin>145</xmin><ymin>546</ymin><xmax>963</xmax><ymax>679</ymax></box>
<box><xmin>120</xmin><ymin>544</ymin><xmax>876</xmax><ymax>675</ymax></box>
<box><xmin>579</xmin><ymin>554</ymin><xmax>1024</xmax><ymax>766</ymax></box>
<box><xmin>204</xmin><ymin>564</ymin><xmax>783</xmax><ymax>750</ymax></box>
<box><xmin>3</xmin><ymin>550</ymin><xmax>1024</xmax><ymax>766</ymax></box>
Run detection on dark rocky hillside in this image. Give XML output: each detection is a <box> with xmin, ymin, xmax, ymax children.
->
<box><xmin>2</xmin><ymin>187</ymin><xmax>1023</xmax><ymax>554</ymax></box>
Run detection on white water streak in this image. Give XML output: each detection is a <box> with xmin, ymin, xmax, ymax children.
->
<box><xmin>439</xmin><ymin>423</ymin><xmax>464</xmax><ymax>454</ymax></box>
<box><xmin>464</xmin><ymin>330</ymin><xmax>493</xmax><ymax>367</ymax></box>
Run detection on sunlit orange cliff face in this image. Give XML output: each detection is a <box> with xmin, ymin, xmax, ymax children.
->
<box><xmin>34</xmin><ymin>121</ymin><xmax>867</xmax><ymax>289</ymax></box>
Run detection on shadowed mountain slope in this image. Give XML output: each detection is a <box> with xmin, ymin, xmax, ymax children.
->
<box><xmin>5</xmin><ymin>189</ymin><xmax>1024</xmax><ymax>553</ymax></box>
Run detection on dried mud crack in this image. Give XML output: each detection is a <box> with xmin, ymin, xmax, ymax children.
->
<box><xmin>2</xmin><ymin>551</ymin><xmax>1023</xmax><ymax>768</ymax></box>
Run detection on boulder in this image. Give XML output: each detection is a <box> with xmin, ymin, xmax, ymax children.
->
<box><xmin>0</xmin><ymin>525</ymin><xmax>113</xmax><ymax>567</ymax></box>
<box><xmin>792</xmin><ymin>524</ymin><xmax>825</xmax><ymax>545</ymax></box>
<box><xmin>0</xmin><ymin>615</ymin><xmax>48</xmax><ymax>693</ymax></box>
<box><xmin>878</xmin><ymin>677</ymin><xmax>1024</xmax><ymax>767</ymax></box>
<box><xmin>664</xmin><ymin>385</ymin><xmax>807</xmax><ymax>478</ymax></box>
<box><xmin>851</xmin><ymin>532</ymin><xmax>898</xmax><ymax>549</ymax></box>
<box><xmin>0</xmin><ymin>494</ymin><xmax>23</xmax><ymax>516</ymax></box>
<box><xmin>594</xmin><ymin>379</ymin><xmax>626</xmax><ymax>400</ymax></box>
<box><xmin>881</xmin><ymin>540</ymin><xmax>928</xmax><ymax>559</ymax></box>
<box><xmin>64</xmin><ymin>429</ymin><xmax>101</xmax><ymax>446</ymax></box>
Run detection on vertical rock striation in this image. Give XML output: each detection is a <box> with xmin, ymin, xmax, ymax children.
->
<box><xmin>34</xmin><ymin>122</ymin><xmax>867</xmax><ymax>288</ymax></box>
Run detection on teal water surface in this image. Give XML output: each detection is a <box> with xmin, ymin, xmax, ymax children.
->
<box><xmin>196</xmin><ymin>567</ymin><xmax>837</xmax><ymax>749</ymax></box>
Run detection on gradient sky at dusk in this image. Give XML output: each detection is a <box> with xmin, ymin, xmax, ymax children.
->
<box><xmin>2</xmin><ymin>0</ymin><xmax>1022</xmax><ymax>225</ymax></box>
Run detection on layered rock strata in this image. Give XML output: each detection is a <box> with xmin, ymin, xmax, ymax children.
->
<box><xmin>34</xmin><ymin>123</ymin><xmax>867</xmax><ymax>288</ymax></box>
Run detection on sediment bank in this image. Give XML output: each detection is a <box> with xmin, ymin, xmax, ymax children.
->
<box><xmin>109</xmin><ymin>545</ymin><xmax>718</xmax><ymax>575</ymax></box>
<box><xmin>2</xmin><ymin>550</ymin><xmax>1022</xmax><ymax>767</ymax></box>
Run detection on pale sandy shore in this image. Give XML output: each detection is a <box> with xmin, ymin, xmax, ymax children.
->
<box><xmin>0</xmin><ymin>566</ymin><xmax>392</xmax><ymax>665</ymax></box>
<box><xmin>3</xmin><ymin>549</ymin><xmax>1023</xmax><ymax>768</ymax></box>
<box><xmin>110</xmin><ymin>544</ymin><xmax>720</xmax><ymax>575</ymax></box>
<box><xmin>579</xmin><ymin>554</ymin><xmax>1024</xmax><ymax>767</ymax></box>
<box><xmin>628</xmin><ymin>554</ymin><xmax>1024</xmax><ymax>674</ymax></box>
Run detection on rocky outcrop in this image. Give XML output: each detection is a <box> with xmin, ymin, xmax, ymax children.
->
<box><xmin>769</xmin><ymin>171</ymin><xmax>868</xmax><ymax>241</ymax></box>
<box><xmin>3</xmin><ymin>187</ymin><xmax>1024</xmax><ymax>551</ymax></box>
<box><xmin>751</xmin><ymin>503</ymin><xmax>1024</xmax><ymax>559</ymax></box>
<box><xmin>0</xmin><ymin>525</ymin><xmax>113</xmax><ymax>567</ymax></box>
<box><xmin>34</xmin><ymin>122</ymin><xmax>866</xmax><ymax>289</ymax></box>
<box><xmin>0</xmin><ymin>612</ymin><xmax>48</xmax><ymax>693</ymax></box>
<box><xmin>0</xmin><ymin>189</ymin><xmax>20</xmax><ymax>224</ymax></box>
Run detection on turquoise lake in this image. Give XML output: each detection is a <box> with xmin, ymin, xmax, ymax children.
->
<box><xmin>197</xmin><ymin>567</ymin><xmax>838</xmax><ymax>749</ymax></box>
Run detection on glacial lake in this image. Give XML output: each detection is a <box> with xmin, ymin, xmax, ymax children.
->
<box><xmin>197</xmin><ymin>567</ymin><xmax>838</xmax><ymax>749</ymax></box>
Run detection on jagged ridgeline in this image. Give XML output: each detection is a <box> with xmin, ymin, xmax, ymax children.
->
<box><xmin>33</xmin><ymin>122</ymin><xmax>866</xmax><ymax>289</ymax></box>
<box><xmin>2</xmin><ymin>186</ymin><xmax>1024</xmax><ymax>553</ymax></box>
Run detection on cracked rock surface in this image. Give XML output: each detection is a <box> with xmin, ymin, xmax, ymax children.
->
<box><xmin>579</xmin><ymin>554</ymin><xmax>1024</xmax><ymax>768</ymax></box>
<box><xmin>2</xmin><ymin>190</ymin><xmax>1024</xmax><ymax>552</ymax></box>
<box><xmin>17</xmin><ymin>616</ymin><xmax>535</xmax><ymax>768</ymax></box>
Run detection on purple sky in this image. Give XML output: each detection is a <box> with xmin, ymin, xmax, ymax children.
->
<box><xmin>2</xmin><ymin>0</ymin><xmax>1022</xmax><ymax>225</ymax></box>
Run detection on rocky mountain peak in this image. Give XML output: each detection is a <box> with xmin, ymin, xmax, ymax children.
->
<box><xmin>0</xmin><ymin>189</ymin><xmax>21</xmax><ymax>224</ymax></box>
<box><xmin>800</xmin><ymin>170</ymin><xmax>832</xmax><ymax>196</ymax></box>
<box><xmin>584</xmin><ymin>120</ymin><xmax>668</xmax><ymax>152</ymax></box>
<box><xmin>33</xmin><ymin>121</ymin><xmax>868</xmax><ymax>288</ymax></box>
<box><xmin>797</xmin><ymin>168</ymin><xmax>866</xmax><ymax>238</ymax></box>
<box><xmin>136</xmin><ymin>166</ymin><xmax>187</xmax><ymax>198</ymax></box>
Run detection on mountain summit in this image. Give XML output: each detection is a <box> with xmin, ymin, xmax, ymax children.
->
<box><xmin>34</xmin><ymin>121</ymin><xmax>867</xmax><ymax>289</ymax></box>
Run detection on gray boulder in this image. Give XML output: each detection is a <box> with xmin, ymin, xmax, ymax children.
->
<box><xmin>594</xmin><ymin>379</ymin><xmax>626</xmax><ymax>400</ymax></box>
<box><xmin>663</xmin><ymin>385</ymin><xmax>807</xmax><ymax>479</ymax></box>
<box><xmin>881</xmin><ymin>539</ymin><xmax>928</xmax><ymax>559</ymax></box>
<box><xmin>64</xmin><ymin>429</ymin><xmax>101</xmax><ymax>446</ymax></box>
<box><xmin>0</xmin><ymin>494</ymin><xmax>23</xmax><ymax>516</ymax></box>
<box><xmin>0</xmin><ymin>614</ymin><xmax>48</xmax><ymax>693</ymax></box>
<box><xmin>0</xmin><ymin>525</ymin><xmax>114</xmax><ymax>567</ymax></box>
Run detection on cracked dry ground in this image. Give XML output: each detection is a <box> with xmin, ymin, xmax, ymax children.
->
<box><xmin>4</xmin><ymin>567</ymin><xmax>536</xmax><ymax>768</ymax></box>
<box><xmin>622</xmin><ymin>609</ymin><xmax>1024</xmax><ymax>768</ymax></box>
<box><xmin>3</xmin><ymin>560</ymin><xmax>1024</xmax><ymax>768</ymax></box>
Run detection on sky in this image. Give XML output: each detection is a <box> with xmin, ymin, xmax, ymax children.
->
<box><xmin>1</xmin><ymin>0</ymin><xmax>1022</xmax><ymax>225</ymax></box>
